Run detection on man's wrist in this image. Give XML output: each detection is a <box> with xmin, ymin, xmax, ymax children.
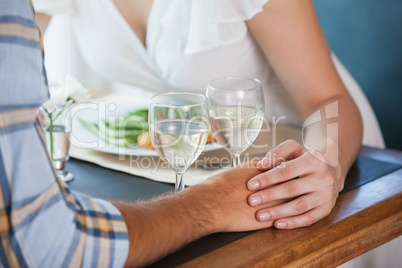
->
<box><xmin>179</xmin><ymin>183</ymin><xmax>221</xmax><ymax>235</ymax></box>
<box><xmin>112</xmin><ymin>187</ymin><xmax>220</xmax><ymax>267</ymax></box>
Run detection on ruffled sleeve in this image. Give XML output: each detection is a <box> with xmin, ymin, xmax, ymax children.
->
<box><xmin>32</xmin><ymin>0</ymin><xmax>75</xmax><ymax>15</ymax></box>
<box><xmin>160</xmin><ymin>0</ymin><xmax>270</xmax><ymax>54</ymax></box>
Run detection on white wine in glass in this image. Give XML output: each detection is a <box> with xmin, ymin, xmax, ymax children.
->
<box><xmin>207</xmin><ymin>78</ymin><xmax>264</xmax><ymax>167</ymax></box>
<box><xmin>149</xmin><ymin>93</ymin><xmax>209</xmax><ymax>191</ymax></box>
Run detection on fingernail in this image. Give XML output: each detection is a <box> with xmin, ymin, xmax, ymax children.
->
<box><xmin>248</xmin><ymin>181</ymin><xmax>260</xmax><ymax>190</ymax></box>
<box><xmin>249</xmin><ymin>196</ymin><xmax>262</xmax><ymax>206</ymax></box>
<box><xmin>276</xmin><ymin>222</ymin><xmax>286</xmax><ymax>229</ymax></box>
<box><xmin>258</xmin><ymin>212</ymin><xmax>271</xmax><ymax>222</ymax></box>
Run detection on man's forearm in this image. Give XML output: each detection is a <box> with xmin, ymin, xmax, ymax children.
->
<box><xmin>112</xmin><ymin>163</ymin><xmax>279</xmax><ymax>267</ymax></box>
<box><xmin>113</xmin><ymin>184</ymin><xmax>217</xmax><ymax>267</ymax></box>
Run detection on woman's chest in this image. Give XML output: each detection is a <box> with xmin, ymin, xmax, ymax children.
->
<box><xmin>146</xmin><ymin>1</ymin><xmax>271</xmax><ymax>92</ymax></box>
<box><xmin>112</xmin><ymin>0</ymin><xmax>153</xmax><ymax>47</ymax></box>
<box><xmin>72</xmin><ymin>0</ymin><xmax>271</xmax><ymax>92</ymax></box>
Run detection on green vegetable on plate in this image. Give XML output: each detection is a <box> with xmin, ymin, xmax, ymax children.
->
<box><xmin>78</xmin><ymin>108</ymin><xmax>149</xmax><ymax>147</ymax></box>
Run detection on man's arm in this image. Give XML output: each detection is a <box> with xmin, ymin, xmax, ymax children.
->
<box><xmin>1</xmin><ymin>1</ymin><xmax>282</xmax><ymax>267</ymax></box>
<box><xmin>0</xmin><ymin>2</ymin><xmax>129</xmax><ymax>266</ymax></box>
<box><xmin>114</xmin><ymin>162</ymin><xmax>282</xmax><ymax>267</ymax></box>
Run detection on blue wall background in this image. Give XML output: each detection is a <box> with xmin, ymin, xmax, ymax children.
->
<box><xmin>313</xmin><ymin>0</ymin><xmax>402</xmax><ymax>150</ymax></box>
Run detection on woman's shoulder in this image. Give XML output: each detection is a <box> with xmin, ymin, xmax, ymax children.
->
<box><xmin>207</xmin><ymin>0</ymin><xmax>270</xmax><ymax>23</ymax></box>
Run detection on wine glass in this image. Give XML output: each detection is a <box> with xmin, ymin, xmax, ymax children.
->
<box><xmin>149</xmin><ymin>92</ymin><xmax>209</xmax><ymax>191</ymax></box>
<box><xmin>206</xmin><ymin>77</ymin><xmax>264</xmax><ymax>167</ymax></box>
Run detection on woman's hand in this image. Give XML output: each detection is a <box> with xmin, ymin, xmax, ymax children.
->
<box><xmin>246</xmin><ymin>139</ymin><xmax>341</xmax><ymax>229</ymax></box>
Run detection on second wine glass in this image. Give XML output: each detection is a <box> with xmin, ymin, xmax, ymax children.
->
<box><xmin>207</xmin><ymin>77</ymin><xmax>264</xmax><ymax>167</ymax></box>
<box><xmin>149</xmin><ymin>92</ymin><xmax>209</xmax><ymax>191</ymax></box>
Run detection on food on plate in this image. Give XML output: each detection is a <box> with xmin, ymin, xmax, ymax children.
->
<box><xmin>78</xmin><ymin>107</ymin><xmax>216</xmax><ymax>149</ymax></box>
<box><xmin>206</xmin><ymin>130</ymin><xmax>216</xmax><ymax>144</ymax></box>
<box><xmin>78</xmin><ymin>108</ymin><xmax>149</xmax><ymax>147</ymax></box>
<box><xmin>137</xmin><ymin>131</ymin><xmax>154</xmax><ymax>150</ymax></box>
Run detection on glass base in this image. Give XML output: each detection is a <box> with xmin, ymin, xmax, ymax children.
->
<box><xmin>58</xmin><ymin>171</ymin><xmax>74</xmax><ymax>182</ymax></box>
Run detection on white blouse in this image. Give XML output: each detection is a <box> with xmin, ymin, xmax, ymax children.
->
<box><xmin>33</xmin><ymin>0</ymin><xmax>384</xmax><ymax>147</ymax></box>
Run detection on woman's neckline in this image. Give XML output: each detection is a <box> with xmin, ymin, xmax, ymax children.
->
<box><xmin>111</xmin><ymin>0</ymin><xmax>155</xmax><ymax>50</ymax></box>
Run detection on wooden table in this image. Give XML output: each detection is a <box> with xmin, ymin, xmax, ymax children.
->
<box><xmin>178</xmin><ymin>147</ymin><xmax>402</xmax><ymax>267</ymax></box>
<box><xmin>68</xmin><ymin>146</ymin><xmax>402</xmax><ymax>267</ymax></box>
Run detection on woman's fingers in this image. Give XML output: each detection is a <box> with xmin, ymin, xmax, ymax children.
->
<box><xmin>249</xmin><ymin>176</ymin><xmax>316</xmax><ymax>206</ymax></box>
<box><xmin>255</xmin><ymin>191</ymin><xmax>325</xmax><ymax>222</ymax></box>
<box><xmin>257</xmin><ymin>139</ymin><xmax>305</xmax><ymax>171</ymax></box>
<box><xmin>273</xmin><ymin>206</ymin><xmax>332</xmax><ymax>229</ymax></box>
<box><xmin>248</xmin><ymin>151</ymin><xmax>311</xmax><ymax>191</ymax></box>
<box><xmin>248</xmin><ymin>147</ymin><xmax>339</xmax><ymax>228</ymax></box>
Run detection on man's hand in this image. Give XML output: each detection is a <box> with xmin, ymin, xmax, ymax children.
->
<box><xmin>246</xmin><ymin>140</ymin><xmax>340</xmax><ymax>229</ymax></box>
<box><xmin>200</xmin><ymin>159</ymin><xmax>284</xmax><ymax>233</ymax></box>
<box><xmin>114</xmin><ymin>159</ymin><xmax>282</xmax><ymax>267</ymax></box>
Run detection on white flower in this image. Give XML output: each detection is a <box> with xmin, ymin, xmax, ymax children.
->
<box><xmin>61</xmin><ymin>74</ymin><xmax>91</xmax><ymax>103</ymax></box>
<box><xmin>42</xmin><ymin>86</ymin><xmax>68</xmax><ymax>112</ymax></box>
<box><xmin>42</xmin><ymin>74</ymin><xmax>91</xmax><ymax>112</ymax></box>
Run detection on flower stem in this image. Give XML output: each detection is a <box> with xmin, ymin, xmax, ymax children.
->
<box><xmin>50</xmin><ymin>102</ymin><xmax>69</xmax><ymax>124</ymax></box>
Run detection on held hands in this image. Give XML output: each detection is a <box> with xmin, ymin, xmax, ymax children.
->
<box><xmin>193</xmin><ymin>139</ymin><xmax>341</xmax><ymax>233</ymax></box>
<box><xmin>247</xmin><ymin>140</ymin><xmax>341</xmax><ymax>229</ymax></box>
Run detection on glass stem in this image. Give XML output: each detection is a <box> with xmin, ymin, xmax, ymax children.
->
<box><xmin>231</xmin><ymin>153</ymin><xmax>241</xmax><ymax>168</ymax></box>
<box><xmin>49</xmin><ymin>112</ymin><xmax>54</xmax><ymax>160</ymax></box>
<box><xmin>175</xmin><ymin>172</ymin><xmax>185</xmax><ymax>191</ymax></box>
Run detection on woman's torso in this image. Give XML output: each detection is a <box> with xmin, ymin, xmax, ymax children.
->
<box><xmin>68</xmin><ymin>0</ymin><xmax>304</xmax><ymax>126</ymax></box>
<box><xmin>34</xmin><ymin>0</ymin><xmax>384</xmax><ymax>146</ymax></box>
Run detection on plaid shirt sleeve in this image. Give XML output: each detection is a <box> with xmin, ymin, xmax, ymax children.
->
<box><xmin>0</xmin><ymin>1</ymin><xmax>129</xmax><ymax>267</ymax></box>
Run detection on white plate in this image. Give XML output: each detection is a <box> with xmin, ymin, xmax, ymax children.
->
<box><xmin>70</xmin><ymin>97</ymin><xmax>219</xmax><ymax>156</ymax></box>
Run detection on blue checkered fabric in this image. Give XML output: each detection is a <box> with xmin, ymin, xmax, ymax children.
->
<box><xmin>0</xmin><ymin>1</ymin><xmax>129</xmax><ymax>267</ymax></box>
